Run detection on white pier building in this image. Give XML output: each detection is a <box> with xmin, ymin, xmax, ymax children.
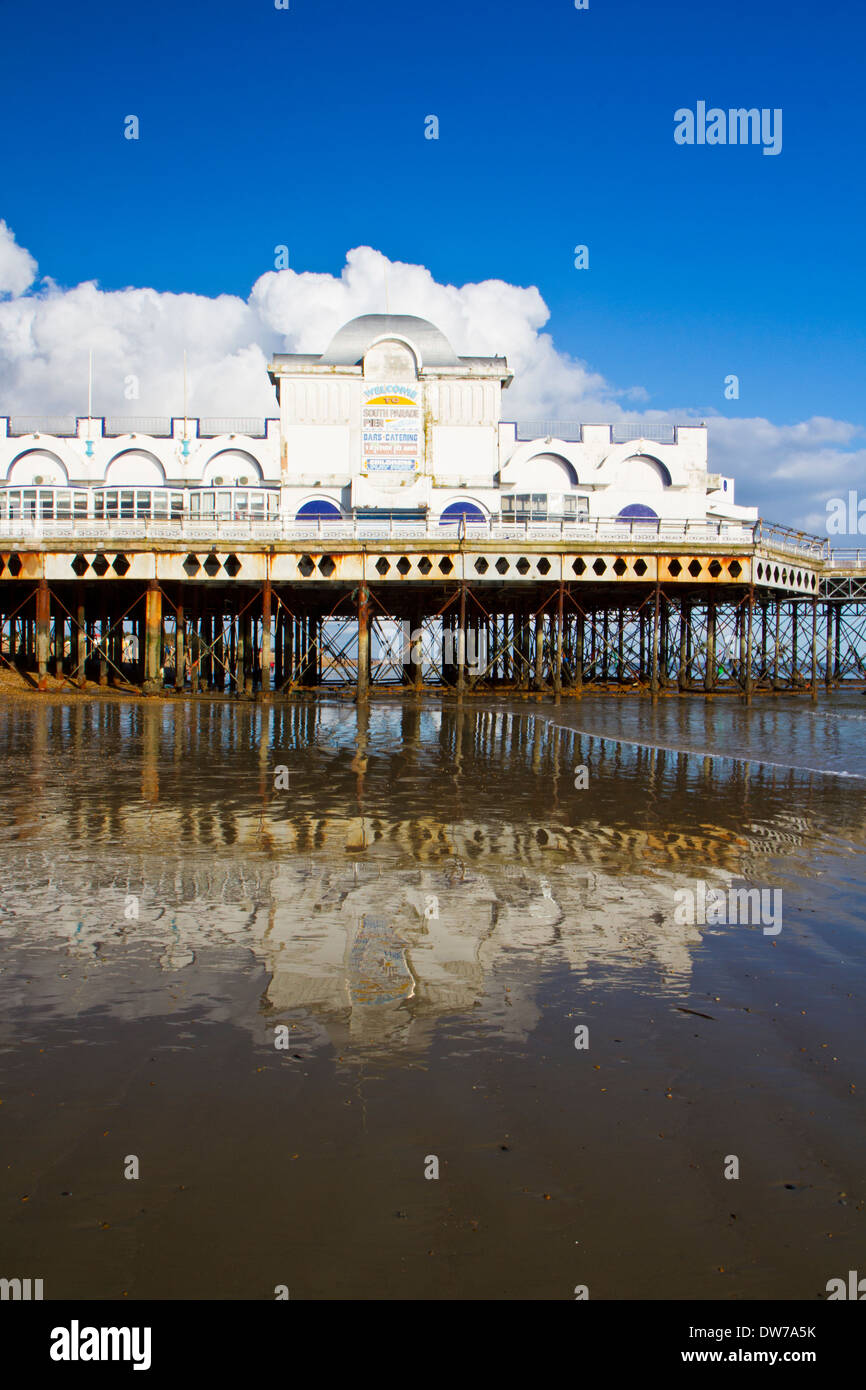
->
<box><xmin>0</xmin><ymin>314</ymin><xmax>754</xmax><ymax>531</ymax></box>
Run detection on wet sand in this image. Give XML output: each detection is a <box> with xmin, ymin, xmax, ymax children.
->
<box><xmin>0</xmin><ymin>694</ymin><xmax>864</xmax><ymax>1298</ymax></box>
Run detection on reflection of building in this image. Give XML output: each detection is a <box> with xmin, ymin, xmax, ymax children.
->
<box><xmin>3</xmin><ymin>697</ymin><xmax>852</xmax><ymax>1056</ymax></box>
<box><xmin>3</xmin><ymin>832</ymin><xmax>709</xmax><ymax>1054</ymax></box>
<box><xmin>0</xmin><ymin>314</ymin><xmax>754</xmax><ymax>528</ymax></box>
<box><xmin>0</xmin><ymin>789</ymin><xmax>789</xmax><ymax>1056</ymax></box>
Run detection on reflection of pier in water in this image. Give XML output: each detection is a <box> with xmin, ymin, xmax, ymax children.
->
<box><xmin>1</xmin><ymin>697</ymin><xmax>853</xmax><ymax>1051</ymax></box>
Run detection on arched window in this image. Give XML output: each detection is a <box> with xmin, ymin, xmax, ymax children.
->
<box><xmin>439</xmin><ymin>501</ymin><xmax>486</xmax><ymax>524</ymax></box>
<box><xmin>617</xmin><ymin>504</ymin><xmax>659</xmax><ymax>522</ymax></box>
<box><xmin>295</xmin><ymin>499</ymin><xmax>342</xmax><ymax>519</ymax></box>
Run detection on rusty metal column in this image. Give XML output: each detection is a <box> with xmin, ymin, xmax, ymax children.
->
<box><xmin>189</xmin><ymin>589</ymin><xmax>200</xmax><ymax>694</ymax></box>
<box><xmin>99</xmin><ymin>598</ymin><xmax>108</xmax><ymax>686</ymax></box>
<box><xmin>36</xmin><ymin>579</ymin><xmax>50</xmax><ymax>691</ymax></box>
<box><xmin>745</xmin><ymin>585</ymin><xmax>755</xmax><ymax>705</ymax></box>
<box><xmin>144</xmin><ymin>580</ymin><xmax>162</xmax><ymax>693</ymax></box>
<box><xmin>678</xmin><ymin>599</ymin><xmax>689</xmax><ymax>692</ymax></box>
<box><xmin>575</xmin><ymin>609</ymin><xmax>584</xmax><ymax>695</ymax></box>
<box><xmin>112</xmin><ymin>607</ymin><xmax>123</xmax><ymax>680</ymax></box>
<box><xmin>175</xmin><ymin>597</ymin><xmax>185</xmax><ymax>692</ymax></box>
<box><xmin>54</xmin><ymin>608</ymin><xmax>64</xmax><ymax>678</ymax></box>
<box><xmin>234</xmin><ymin>607</ymin><xmax>244</xmax><ymax>694</ymax></box>
<box><xmin>811</xmin><ymin>596</ymin><xmax>819</xmax><ymax>702</ymax></box>
<box><xmin>457</xmin><ymin>582</ymin><xmax>467</xmax><ymax>695</ymax></box>
<box><xmin>242</xmin><ymin>609</ymin><xmax>254</xmax><ymax>696</ymax></box>
<box><xmin>638</xmin><ymin>608</ymin><xmax>646</xmax><ymax>682</ymax></box>
<box><xmin>824</xmin><ymin>600</ymin><xmax>832</xmax><ymax>689</ymax></box>
<box><xmin>274</xmin><ymin>602</ymin><xmax>282</xmax><ymax>689</ymax></box>
<box><xmin>410</xmin><ymin>600</ymin><xmax>424</xmax><ymax>690</ymax></box>
<box><xmin>704</xmin><ymin>596</ymin><xmax>716</xmax><ymax>693</ymax></box>
<box><xmin>650</xmin><ymin>582</ymin><xmax>660</xmax><ymax>701</ymax></box>
<box><xmin>357</xmin><ymin>581</ymin><xmax>370</xmax><ymax>700</ymax></box>
<box><xmin>285</xmin><ymin>608</ymin><xmax>294</xmax><ymax>688</ymax></box>
<box><xmin>203</xmin><ymin>610</ymin><xmax>213</xmax><ymax>690</ymax></box>
<box><xmin>534</xmin><ymin>613</ymin><xmax>544</xmax><ymax>687</ymax></box>
<box><xmin>76</xmin><ymin>586</ymin><xmax>87</xmax><ymax>687</ymax></box>
<box><xmin>215</xmin><ymin>611</ymin><xmax>225</xmax><ymax>692</ymax></box>
<box><xmin>553</xmin><ymin>580</ymin><xmax>564</xmax><ymax>698</ymax></box>
<box><xmin>261</xmin><ymin>579</ymin><xmax>272</xmax><ymax>695</ymax></box>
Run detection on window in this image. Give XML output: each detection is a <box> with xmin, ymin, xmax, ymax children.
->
<box><xmin>616</xmin><ymin>504</ymin><xmax>659</xmax><ymax>523</ymax></box>
<box><xmin>502</xmin><ymin>492</ymin><xmax>588</xmax><ymax>520</ymax></box>
<box><xmin>439</xmin><ymin>501</ymin><xmax>486</xmax><ymax>525</ymax></box>
<box><xmin>296</xmin><ymin>499</ymin><xmax>342</xmax><ymax>520</ymax></box>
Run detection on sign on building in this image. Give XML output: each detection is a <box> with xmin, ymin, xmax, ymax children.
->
<box><xmin>362</xmin><ymin>384</ymin><xmax>421</xmax><ymax>482</ymax></box>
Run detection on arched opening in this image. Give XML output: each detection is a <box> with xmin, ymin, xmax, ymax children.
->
<box><xmin>296</xmin><ymin>499</ymin><xmax>342</xmax><ymax>519</ymax></box>
<box><xmin>7</xmin><ymin>449</ymin><xmax>69</xmax><ymax>486</ymax></box>
<box><xmin>203</xmin><ymin>451</ymin><xmax>264</xmax><ymax>486</ymax></box>
<box><xmin>509</xmin><ymin>453</ymin><xmax>578</xmax><ymax>489</ymax></box>
<box><xmin>105</xmin><ymin>451</ymin><xmax>166</xmax><ymax>486</ymax></box>
<box><xmin>363</xmin><ymin>338</ymin><xmax>419</xmax><ymax>381</ymax></box>
<box><xmin>616</xmin><ymin>455</ymin><xmax>671</xmax><ymax>490</ymax></box>
<box><xmin>439</xmin><ymin>501</ymin><xmax>487</xmax><ymax>525</ymax></box>
<box><xmin>617</xmin><ymin>503</ymin><xmax>659</xmax><ymax>522</ymax></box>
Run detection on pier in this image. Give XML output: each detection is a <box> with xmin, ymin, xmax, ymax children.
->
<box><xmin>2</xmin><ymin>315</ymin><xmax>862</xmax><ymax>700</ymax></box>
<box><xmin>1</xmin><ymin>514</ymin><xmax>863</xmax><ymax>699</ymax></box>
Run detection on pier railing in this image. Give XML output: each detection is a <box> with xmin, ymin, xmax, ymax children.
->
<box><xmin>0</xmin><ymin>512</ymin><xmax>857</xmax><ymax>568</ymax></box>
<box><xmin>0</xmin><ymin>515</ymin><xmax>762</xmax><ymax>545</ymax></box>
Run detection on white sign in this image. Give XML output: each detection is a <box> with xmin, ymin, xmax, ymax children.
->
<box><xmin>362</xmin><ymin>384</ymin><xmax>421</xmax><ymax>482</ymax></box>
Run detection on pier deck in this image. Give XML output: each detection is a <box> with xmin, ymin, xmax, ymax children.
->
<box><xmin>1</xmin><ymin>518</ymin><xmax>863</xmax><ymax>696</ymax></box>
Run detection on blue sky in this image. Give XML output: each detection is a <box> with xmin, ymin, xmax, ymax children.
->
<box><xmin>0</xmin><ymin>0</ymin><xmax>863</xmax><ymax>528</ymax></box>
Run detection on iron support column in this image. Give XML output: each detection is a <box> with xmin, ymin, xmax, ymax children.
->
<box><xmin>144</xmin><ymin>580</ymin><xmax>162</xmax><ymax>693</ymax></box>
<box><xmin>36</xmin><ymin>579</ymin><xmax>50</xmax><ymax>691</ymax></box>
<box><xmin>261</xmin><ymin>580</ymin><xmax>272</xmax><ymax>695</ymax></box>
<box><xmin>357</xmin><ymin>582</ymin><xmax>370</xmax><ymax>700</ymax></box>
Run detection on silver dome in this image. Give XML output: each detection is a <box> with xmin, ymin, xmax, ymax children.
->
<box><xmin>319</xmin><ymin>314</ymin><xmax>460</xmax><ymax>368</ymax></box>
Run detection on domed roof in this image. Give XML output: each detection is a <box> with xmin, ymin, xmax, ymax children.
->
<box><xmin>319</xmin><ymin>314</ymin><xmax>460</xmax><ymax>368</ymax></box>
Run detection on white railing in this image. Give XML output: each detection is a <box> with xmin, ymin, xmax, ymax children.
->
<box><xmin>513</xmin><ymin>421</ymin><xmax>679</xmax><ymax>445</ymax></box>
<box><xmin>827</xmin><ymin>549</ymin><xmax>866</xmax><ymax>570</ymax></box>
<box><xmin>0</xmin><ymin>516</ymin><xmax>765</xmax><ymax>547</ymax></box>
<box><xmin>4</xmin><ymin>512</ymin><xmax>853</xmax><ymax>564</ymax></box>
<box><xmin>4</xmin><ymin>416</ymin><xmax>276</xmax><ymax>438</ymax></box>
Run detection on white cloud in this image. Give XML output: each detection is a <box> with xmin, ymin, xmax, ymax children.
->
<box><xmin>0</xmin><ymin>221</ymin><xmax>37</xmax><ymax>298</ymax></box>
<box><xmin>705</xmin><ymin>416</ymin><xmax>866</xmax><ymax>534</ymax></box>
<box><xmin>0</xmin><ymin>228</ymin><xmax>862</xmax><ymax>532</ymax></box>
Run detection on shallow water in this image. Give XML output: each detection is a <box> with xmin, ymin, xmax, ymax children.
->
<box><xmin>0</xmin><ymin>692</ymin><xmax>864</xmax><ymax>1298</ymax></box>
